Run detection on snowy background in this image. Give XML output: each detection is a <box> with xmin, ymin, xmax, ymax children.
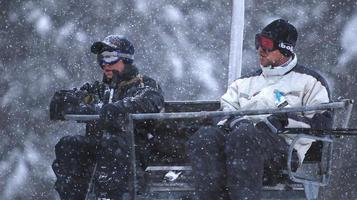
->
<box><xmin>0</xmin><ymin>0</ymin><xmax>356</xmax><ymax>199</ymax></box>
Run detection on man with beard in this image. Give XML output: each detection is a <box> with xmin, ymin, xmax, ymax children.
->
<box><xmin>50</xmin><ymin>35</ymin><xmax>164</xmax><ymax>200</ymax></box>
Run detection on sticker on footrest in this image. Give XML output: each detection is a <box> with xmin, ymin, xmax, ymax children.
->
<box><xmin>164</xmin><ymin>171</ymin><xmax>182</xmax><ymax>181</ymax></box>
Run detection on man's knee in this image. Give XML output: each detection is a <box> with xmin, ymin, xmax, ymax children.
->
<box><xmin>100</xmin><ymin>135</ymin><xmax>130</xmax><ymax>158</ymax></box>
<box><xmin>189</xmin><ymin>126</ymin><xmax>224</xmax><ymax>148</ymax></box>
<box><xmin>55</xmin><ymin>135</ymin><xmax>87</xmax><ymax>157</ymax></box>
<box><xmin>224</xmin><ymin>120</ymin><xmax>264</xmax><ymax>156</ymax></box>
<box><xmin>226</xmin><ymin>120</ymin><xmax>258</xmax><ymax>143</ymax></box>
<box><xmin>53</xmin><ymin>135</ymin><xmax>95</xmax><ymax>177</ymax></box>
<box><xmin>54</xmin><ymin>176</ymin><xmax>88</xmax><ymax>200</ymax></box>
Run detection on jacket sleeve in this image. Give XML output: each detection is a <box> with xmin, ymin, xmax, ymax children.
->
<box><xmin>287</xmin><ymin>76</ymin><xmax>333</xmax><ymax>129</ymax></box>
<box><xmin>112</xmin><ymin>78</ymin><xmax>165</xmax><ymax>114</ymax></box>
<box><xmin>49</xmin><ymin>82</ymin><xmax>103</xmax><ymax>119</ymax></box>
<box><xmin>221</xmin><ymin>80</ymin><xmax>241</xmax><ymax>111</ymax></box>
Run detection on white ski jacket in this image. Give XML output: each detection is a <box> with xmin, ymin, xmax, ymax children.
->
<box><xmin>221</xmin><ymin>54</ymin><xmax>331</xmax><ymax>162</ymax></box>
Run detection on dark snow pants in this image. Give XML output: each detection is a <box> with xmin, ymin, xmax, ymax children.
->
<box><xmin>188</xmin><ymin>120</ymin><xmax>289</xmax><ymax>200</ymax></box>
<box><xmin>52</xmin><ymin>134</ymin><xmax>131</xmax><ymax>200</ymax></box>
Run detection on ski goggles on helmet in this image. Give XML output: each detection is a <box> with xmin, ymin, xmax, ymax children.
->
<box><xmin>97</xmin><ymin>50</ymin><xmax>134</xmax><ymax>67</ymax></box>
<box><xmin>255</xmin><ymin>34</ymin><xmax>276</xmax><ymax>52</ymax></box>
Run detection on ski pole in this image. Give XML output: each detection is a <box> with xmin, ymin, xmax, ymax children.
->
<box><xmin>85</xmin><ymin>162</ymin><xmax>98</xmax><ymax>200</ymax></box>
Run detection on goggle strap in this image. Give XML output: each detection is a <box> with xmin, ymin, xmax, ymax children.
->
<box><xmin>278</xmin><ymin>42</ymin><xmax>294</xmax><ymax>53</ymax></box>
<box><xmin>118</xmin><ymin>53</ymin><xmax>134</xmax><ymax>60</ymax></box>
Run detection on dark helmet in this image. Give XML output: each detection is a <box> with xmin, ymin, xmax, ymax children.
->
<box><xmin>91</xmin><ymin>35</ymin><xmax>134</xmax><ymax>64</ymax></box>
<box><xmin>260</xmin><ymin>19</ymin><xmax>298</xmax><ymax>56</ymax></box>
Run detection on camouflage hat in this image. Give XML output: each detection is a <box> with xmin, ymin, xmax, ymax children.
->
<box><xmin>91</xmin><ymin>35</ymin><xmax>134</xmax><ymax>62</ymax></box>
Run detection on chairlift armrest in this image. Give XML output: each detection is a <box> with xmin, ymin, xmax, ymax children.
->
<box><xmin>282</xmin><ymin>128</ymin><xmax>357</xmax><ymax>136</ymax></box>
<box><xmin>287</xmin><ymin>134</ymin><xmax>333</xmax><ymax>186</ymax></box>
<box><xmin>64</xmin><ymin>114</ymin><xmax>100</xmax><ymax>122</ymax></box>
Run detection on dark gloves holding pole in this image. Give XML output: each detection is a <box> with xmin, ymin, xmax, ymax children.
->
<box><xmin>99</xmin><ymin>103</ymin><xmax>125</xmax><ymax>133</ymax></box>
<box><xmin>256</xmin><ymin>113</ymin><xmax>289</xmax><ymax>133</ymax></box>
<box><xmin>50</xmin><ymin>90</ymin><xmax>81</xmax><ymax>120</ymax></box>
<box><xmin>49</xmin><ymin>89</ymin><xmax>97</xmax><ymax>120</ymax></box>
<box><xmin>227</xmin><ymin>113</ymin><xmax>289</xmax><ymax>134</ymax></box>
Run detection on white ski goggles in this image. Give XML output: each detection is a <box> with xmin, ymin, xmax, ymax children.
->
<box><xmin>97</xmin><ymin>51</ymin><xmax>133</xmax><ymax>66</ymax></box>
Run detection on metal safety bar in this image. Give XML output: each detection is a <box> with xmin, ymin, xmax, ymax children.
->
<box><xmin>131</xmin><ymin>100</ymin><xmax>351</xmax><ymax>120</ymax></box>
<box><xmin>64</xmin><ymin>99</ymin><xmax>353</xmax><ymax>122</ymax></box>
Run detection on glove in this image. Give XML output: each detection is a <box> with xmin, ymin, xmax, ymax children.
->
<box><xmin>80</xmin><ymin>81</ymin><xmax>103</xmax><ymax>98</ymax></box>
<box><xmin>256</xmin><ymin>113</ymin><xmax>289</xmax><ymax>133</ymax></box>
<box><xmin>228</xmin><ymin>117</ymin><xmax>252</xmax><ymax>130</ymax></box>
<box><xmin>49</xmin><ymin>90</ymin><xmax>81</xmax><ymax>120</ymax></box>
<box><xmin>267</xmin><ymin>113</ymin><xmax>289</xmax><ymax>130</ymax></box>
<box><xmin>99</xmin><ymin>103</ymin><xmax>125</xmax><ymax>132</ymax></box>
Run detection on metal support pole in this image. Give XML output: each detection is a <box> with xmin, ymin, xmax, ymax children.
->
<box><xmin>342</xmin><ymin>99</ymin><xmax>354</xmax><ymax>128</ymax></box>
<box><xmin>228</xmin><ymin>0</ymin><xmax>245</xmax><ymax>84</ymax></box>
<box><xmin>127</xmin><ymin>115</ymin><xmax>137</xmax><ymax>200</ymax></box>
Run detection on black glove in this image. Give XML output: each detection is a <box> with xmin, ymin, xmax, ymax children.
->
<box><xmin>49</xmin><ymin>90</ymin><xmax>81</xmax><ymax>120</ymax></box>
<box><xmin>256</xmin><ymin>113</ymin><xmax>289</xmax><ymax>133</ymax></box>
<box><xmin>220</xmin><ymin>116</ymin><xmax>252</xmax><ymax>132</ymax></box>
<box><xmin>80</xmin><ymin>81</ymin><xmax>103</xmax><ymax>98</ymax></box>
<box><xmin>267</xmin><ymin>113</ymin><xmax>289</xmax><ymax>130</ymax></box>
<box><xmin>99</xmin><ymin>103</ymin><xmax>125</xmax><ymax>132</ymax></box>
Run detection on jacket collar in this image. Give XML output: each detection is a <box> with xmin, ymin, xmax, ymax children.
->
<box><xmin>260</xmin><ymin>54</ymin><xmax>297</xmax><ymax>77</ymax></box>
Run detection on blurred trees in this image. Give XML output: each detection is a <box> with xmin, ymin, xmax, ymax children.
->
<box><xmin>0</xmin><ymin>0</ymin><xmax>356</xmax><ymax>199</ymax></box>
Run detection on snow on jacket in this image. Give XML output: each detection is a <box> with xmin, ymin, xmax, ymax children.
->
<box><xmin>221</xmin><ymin>54</ymin><xmax>332</xmax><ymax>162</ymax></box>
<box><xmin>79</xmin><ymin>64</ymin><xmax>164</xmax><ymax>114</ymax></box>
<box><xmin>74</xmin><ymin>64</ymin><xmax>165</xmax><ymax>138</ymax></box>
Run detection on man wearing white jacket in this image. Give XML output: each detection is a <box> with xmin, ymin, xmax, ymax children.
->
<box><xmin>188</xmin><ymin>19</ymin><xmax>332</xmax><ymax>200</ymax></box>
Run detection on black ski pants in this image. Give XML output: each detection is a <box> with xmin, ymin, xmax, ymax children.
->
<box><xmin>52</xmin><ymin>134</ymin><xmax>131</xmax><ymax>200</ymax></box>
<box><xmin>188</xmin><ymin>120</ymin><xmax>289</xmax><ymax>200</ymax></box>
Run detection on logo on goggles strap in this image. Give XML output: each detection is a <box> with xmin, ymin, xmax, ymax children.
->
<box><xmin>278</xmin><ymin>43</ymin><xmax>294</xmax><ymax>53</ymax></box>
